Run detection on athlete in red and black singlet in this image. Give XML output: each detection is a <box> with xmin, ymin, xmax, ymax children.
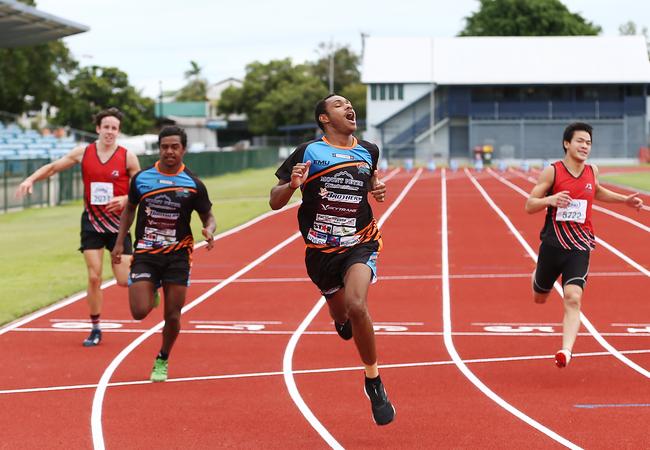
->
<box><xmin>540</xmin><ymin>161</ymin><xmax>596</xmax><ymax>251</ymax></box>
<box><xmin>81</xmin><ymin>142</ymin><xmax>130</xmax><ymax>233</ymax></box>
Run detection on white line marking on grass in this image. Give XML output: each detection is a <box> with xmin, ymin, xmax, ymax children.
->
<box><xmin>0</xmin><ymin>202</ymin><xmax>302</xmax><ymax>337</ymax></box>
<box><xmin>91</xmin><ymin>232</ymin><xmax>304</xmax><ymax>449</ymax></box>
<box><xmin>282</xmin><ymin>168</ymin><xmax>419</xmax><ymax>450</ymax></box>
<box><xmin>477</xmin><ymin>169</ymin><xmax>650</xmax><ymax>379</ymax></box>
<box><xmin>5</xmin><ymin>347</ymin><xmax>650</xmax><ymax>397</ymax></box>
<box><xmin>443</xmin><ymin>169</ymin><xmax>582</xmax><ymax>449</ymax></box>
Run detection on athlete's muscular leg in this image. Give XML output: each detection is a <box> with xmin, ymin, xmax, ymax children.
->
<box><xmin>561</xmin><ymin>284</ymin><xmax>583</xmax><ymax>351</ymax></box>
<box><xmin>83</xmin><ymin>249</ymin><xmax>105</xmax><ymax>315</ymax></box>
<box><xmin>112</xmin><ymin>254</ymin><xmax>132</xmax><ymax>287</ymax></box>
<box><xmin>129</xmin><ymin>281</ymin><xmax>157</xmax><ymax>320</ymax></box>
<box><xmin>342</xmin><ymin>263</ymin><xmax>376</xmax><ymax>367</ymax></box>
<box><xmin>160</xmin><ymin>283</ymin><xmax>187</xmax><ymax>355</ymax></box>
<box><xmin>326</xmin><ymin>291</ymin><xmax>348</xmax><ymax>324</ymax></box>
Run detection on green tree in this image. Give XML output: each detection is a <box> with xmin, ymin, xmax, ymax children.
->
<box><xmin>54</xmin><ymin>66</ymin><xmax>155</xmax><ymax>135</ymax></box>
<box><xmin>176</xmin><ymin>60</ymin><xmax>208</xmax><ymax>101</ymax></box>
<box><xmin>0</xmin><ymin>41</ymin><xmax>77</xmax><ymax>115</ymax></box>
<box><xmin>219</xmin><ymin>59</ymin><xmax>328</xmax><ymax>134</ymax></box>
<box><xmin>459</xmin><ymin>0</ymin><xmax>601</xmax><ymax>36</ymax></box>
<box><xmin>311</xmin><ymin>43</ymin><xmax>361</xmax><ymax>94</ymax></box>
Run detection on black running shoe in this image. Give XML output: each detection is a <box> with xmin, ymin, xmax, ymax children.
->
<box><xmin>364</xmin><ymin>376</ymin><xmax>396</xmax><ymax>425</ymax></box>
<box><xmin>334</xmin><ymin>319</ymin><xmax>352</xmax><ymax>340</ymax></box>
<box><xmin>83</xmin><ymin>329</ymin><xmax>102</xmax><ymax>347</ymax></box>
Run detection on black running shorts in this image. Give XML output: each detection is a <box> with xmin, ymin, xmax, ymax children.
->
<box><xmin>533</xmin><ymin>242</ymin><xmax>590</xmax><ymax>293</ymax></box>
<box><xmin>305</xmin><ymin>240</ymin><xmax>380</xmax><ymax>297</ymax></box>
<box><xmin>129</xmin><ymin>249</ymin><xmax>191</xmax><ymax>287</ymax></box>
<box><xmin>80</xmin><ymin>230</ymin><xmax>133</xmax><ymax>254</ymax></box>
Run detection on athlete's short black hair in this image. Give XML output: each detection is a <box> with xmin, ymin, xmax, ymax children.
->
<box><xmin>314</xmin><ymin>94</ymin><xmax>337</xmax><ymax>132</ymax></box>
<box><xmin>562</xmin><ymin>122</ymin><xmax>592</xmax><ymax>153</ymax></box>
<box><xmin>94</xmin><ymin>107</ymin><xmax>123</xmax><ymax>127</ymax></box>
<box><xmin>158</xmin><ymin>125</ymin><xmax>187</xmax><ymax>148</ymax></box>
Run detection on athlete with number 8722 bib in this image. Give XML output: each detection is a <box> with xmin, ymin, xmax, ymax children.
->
<box><xmin>526</xmin><ymin>122</ymin><xmax>644</xmax><ymax>368</ymax></box>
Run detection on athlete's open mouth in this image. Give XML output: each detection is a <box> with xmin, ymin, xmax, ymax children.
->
<box><xmin>345</xmin><ymin>110</ymin><xmax>356</xmax><ymax>122</ymax></box>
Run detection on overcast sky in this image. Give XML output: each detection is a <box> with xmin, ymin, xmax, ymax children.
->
<box><xmin>37</xmin><ymin>0</ymin><xmax>650</xmax><ymax>98</ymax></box>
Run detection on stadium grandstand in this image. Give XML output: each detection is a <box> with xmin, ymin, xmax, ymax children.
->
<box><xmin>362</xmin><ymin>36</ymin><xmax>650</xmax><ymax>163</ymax></box>
<box><xmin>0</xmin><ymin>0</ymin><xmax>89</xmax><ymax>160</ymax></box>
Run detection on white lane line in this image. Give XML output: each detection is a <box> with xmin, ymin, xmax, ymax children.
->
<box><xmin>0</xmin><ymin>201</ymin><xmax>302</xmax><ymax>337</ymax></box>
<box><xmin>6</xmin><ymin>347</ymin><xmax>650</xmax><ymax>396</ymax></box>
<box><xmin>10</xmin><ymin>327</ymin><xmax>650</xmax><ymax>338</ymax></box>
<box><xmin>282</xmin><ymin>168</ymin><xmax>420</xmax><ymax>450</ymax></box>
<box><xmin>91</xmin><ymin>231</ymin><xmax>303</xmax><ymax>450</ymax></box>
<box><xmin>508</xmin><ymin>168</ymin><xmax>650</xmax><ymax>233</ymax></box>
<box><xmin>189</xmin><ymin>270</ymin><xmax>644</xmax><ymax>284</ymax></box>
<box><xmin>474</xmin><ymin>169</ymin><xmax>650</xmax><ymax>379</ymax></box>
<box><xmin>443</xmin><ymin>169</ymin><xmax>582</xmax><ymax>449</ymax></box>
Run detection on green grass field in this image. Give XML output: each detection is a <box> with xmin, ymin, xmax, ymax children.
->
<box><xmin>0</xmin><ymin>166</ymin><xmax>297</xmax><ymax>326</ymax></box>
<box><xmin>600</xmin><ymin>172</ymin><xmax>650</xmax><ymax>193</ymax></box>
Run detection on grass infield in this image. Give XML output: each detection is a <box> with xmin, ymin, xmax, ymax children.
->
<box><xmin>0</xmin><ymin>166</ymin><xmax>298</xmax><ymax>326</ymax></box>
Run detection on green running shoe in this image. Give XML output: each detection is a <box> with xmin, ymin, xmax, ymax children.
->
<box><xmin>150</xmin><ymin>357</ymin><xmax>168</xmax><ymax>382</ymax></box>
<box><xmin>152</xmin><ymin>289</ymin><xmax>161</xmax><ymax>308</ymax></box>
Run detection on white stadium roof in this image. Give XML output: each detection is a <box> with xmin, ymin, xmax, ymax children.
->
<box><xmin>362</xmin><ymin>36</ymin><xmax>650</xmax><ymax>85</ymax></box>
<box><xmin>0</xmin><ymin>0</ymin><xmax>88</xmax><ymax>48</ymax></box>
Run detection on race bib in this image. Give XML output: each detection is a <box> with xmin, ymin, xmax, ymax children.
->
<box><xmin>90</xmin><ymin>182</ymin><xmax>113</xmax><ymax>205</ymax></box>
<box><xmin>556</xmin><ymin>199</ymin><xmax>587</xmax><ymax>224</ymax></box>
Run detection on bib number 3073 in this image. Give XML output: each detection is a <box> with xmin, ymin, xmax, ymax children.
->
<box><xmin>90</xmin><ymin>182</ymin><xmax>114</xmax><ymax>205</ymax></box>
<box><xmin>556</xmin><ymin>199</ymin><xmax>587</xmax><ymax>224</ymax></box>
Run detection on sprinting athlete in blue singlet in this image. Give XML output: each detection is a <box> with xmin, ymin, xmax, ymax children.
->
<box><xmin>270</xmin><ymin>94</ymin><xmax>395</xmax><ymax>426</ymax></box>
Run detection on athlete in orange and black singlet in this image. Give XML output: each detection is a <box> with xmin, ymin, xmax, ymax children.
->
<box><xmin>526</xmin><ymin>122</ymin><xmax>644</xmax><ymax>369</ymax></box>
<box><xmin>112</xmin><ymin>126</ymin><xmax>216</xmax><ymax>383</ymax></box>
<box><xmin>16</xmin><ymin>107</ymin><xmax>140</xmax><ymax>347</ymax></box>
<box><xmin>270</xmin><ymin>94</ymin><xmax>395</xmax><ymax>426</ymax></box>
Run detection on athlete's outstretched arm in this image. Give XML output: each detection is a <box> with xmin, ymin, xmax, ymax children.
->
<box><xmin>592</xmin><ymin>165</ymin><xmax>644</xmax><ymax>210</ymax></box>
<box><xmin>269</xmin><ymin>161</ymin><xmax>310</xmax><ymax>210</ymax></box>
<box><xmin>525</xmin><ymin>165</ymin><xmax>571</xmax><ymax>213</ymax></box>
<box><xmin>15</xmin><ymin>146</ymin><xmax>84</xmax><ymax>197</ymax></box>
<box><xmin>111</xmin><ymin>202</ymin><xmax>137</xmax><ymax>264</ymax></box>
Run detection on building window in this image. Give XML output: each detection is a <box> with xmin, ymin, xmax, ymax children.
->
<box><xmin>370</xmin><ymin>84</ymin><xmax>404</xmax><ymax>101</ymax></box>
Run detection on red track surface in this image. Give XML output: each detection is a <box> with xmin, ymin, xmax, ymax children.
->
<box><xmin>1</xmin><ymin>167</ymin><xmax>648</xmax><ymax>449</ymax></box>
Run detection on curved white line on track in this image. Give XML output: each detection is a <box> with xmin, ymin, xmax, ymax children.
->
<box><xmin>281</xmin><ymin>168</ymin><xmax>419</xmax><ymax>449</ymax></box>
<box><xmin>0</xmin><ymin>201</ymin><xmax>302</xmax><ymax>337</ymax></box>
<box><xmin>90</xmin><ymin>206</ymin><xmax>309</xmax><ymax>449</ymax></box>
<box><xmin>442</xmin><ymin>169</ymin><xmax>582</xmax><ymax>449</ymax></box>
<box><xmin>470</xmin><ymin>169</ymin><xmax>650</xmax><ymax>379</ymax></box>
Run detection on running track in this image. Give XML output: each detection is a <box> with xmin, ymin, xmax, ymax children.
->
<box><xmin>1</xmin><ymin>166</ymin><xmax>648</xmax><ymax>449</ymax></box>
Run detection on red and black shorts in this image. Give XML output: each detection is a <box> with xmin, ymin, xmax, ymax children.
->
<box><xmin>129</xmin><ymin>249</ymin><xmax>192</xmax><ymax>287</ymax></box>
<box><xmin>533</xmin><ymin>242</ymin><xmax>590</xmax><ymax>293</ymax></box>
<box><xmin>305</xmin><ymin>240</ymin><xmax>380</xmax><ymax>298</ymax></box>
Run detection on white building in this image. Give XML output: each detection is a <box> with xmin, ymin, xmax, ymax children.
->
<box><xmin>362</xmin><ymin>36</ymin><xmax>650</xmax><ymax>163</ymax></box>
